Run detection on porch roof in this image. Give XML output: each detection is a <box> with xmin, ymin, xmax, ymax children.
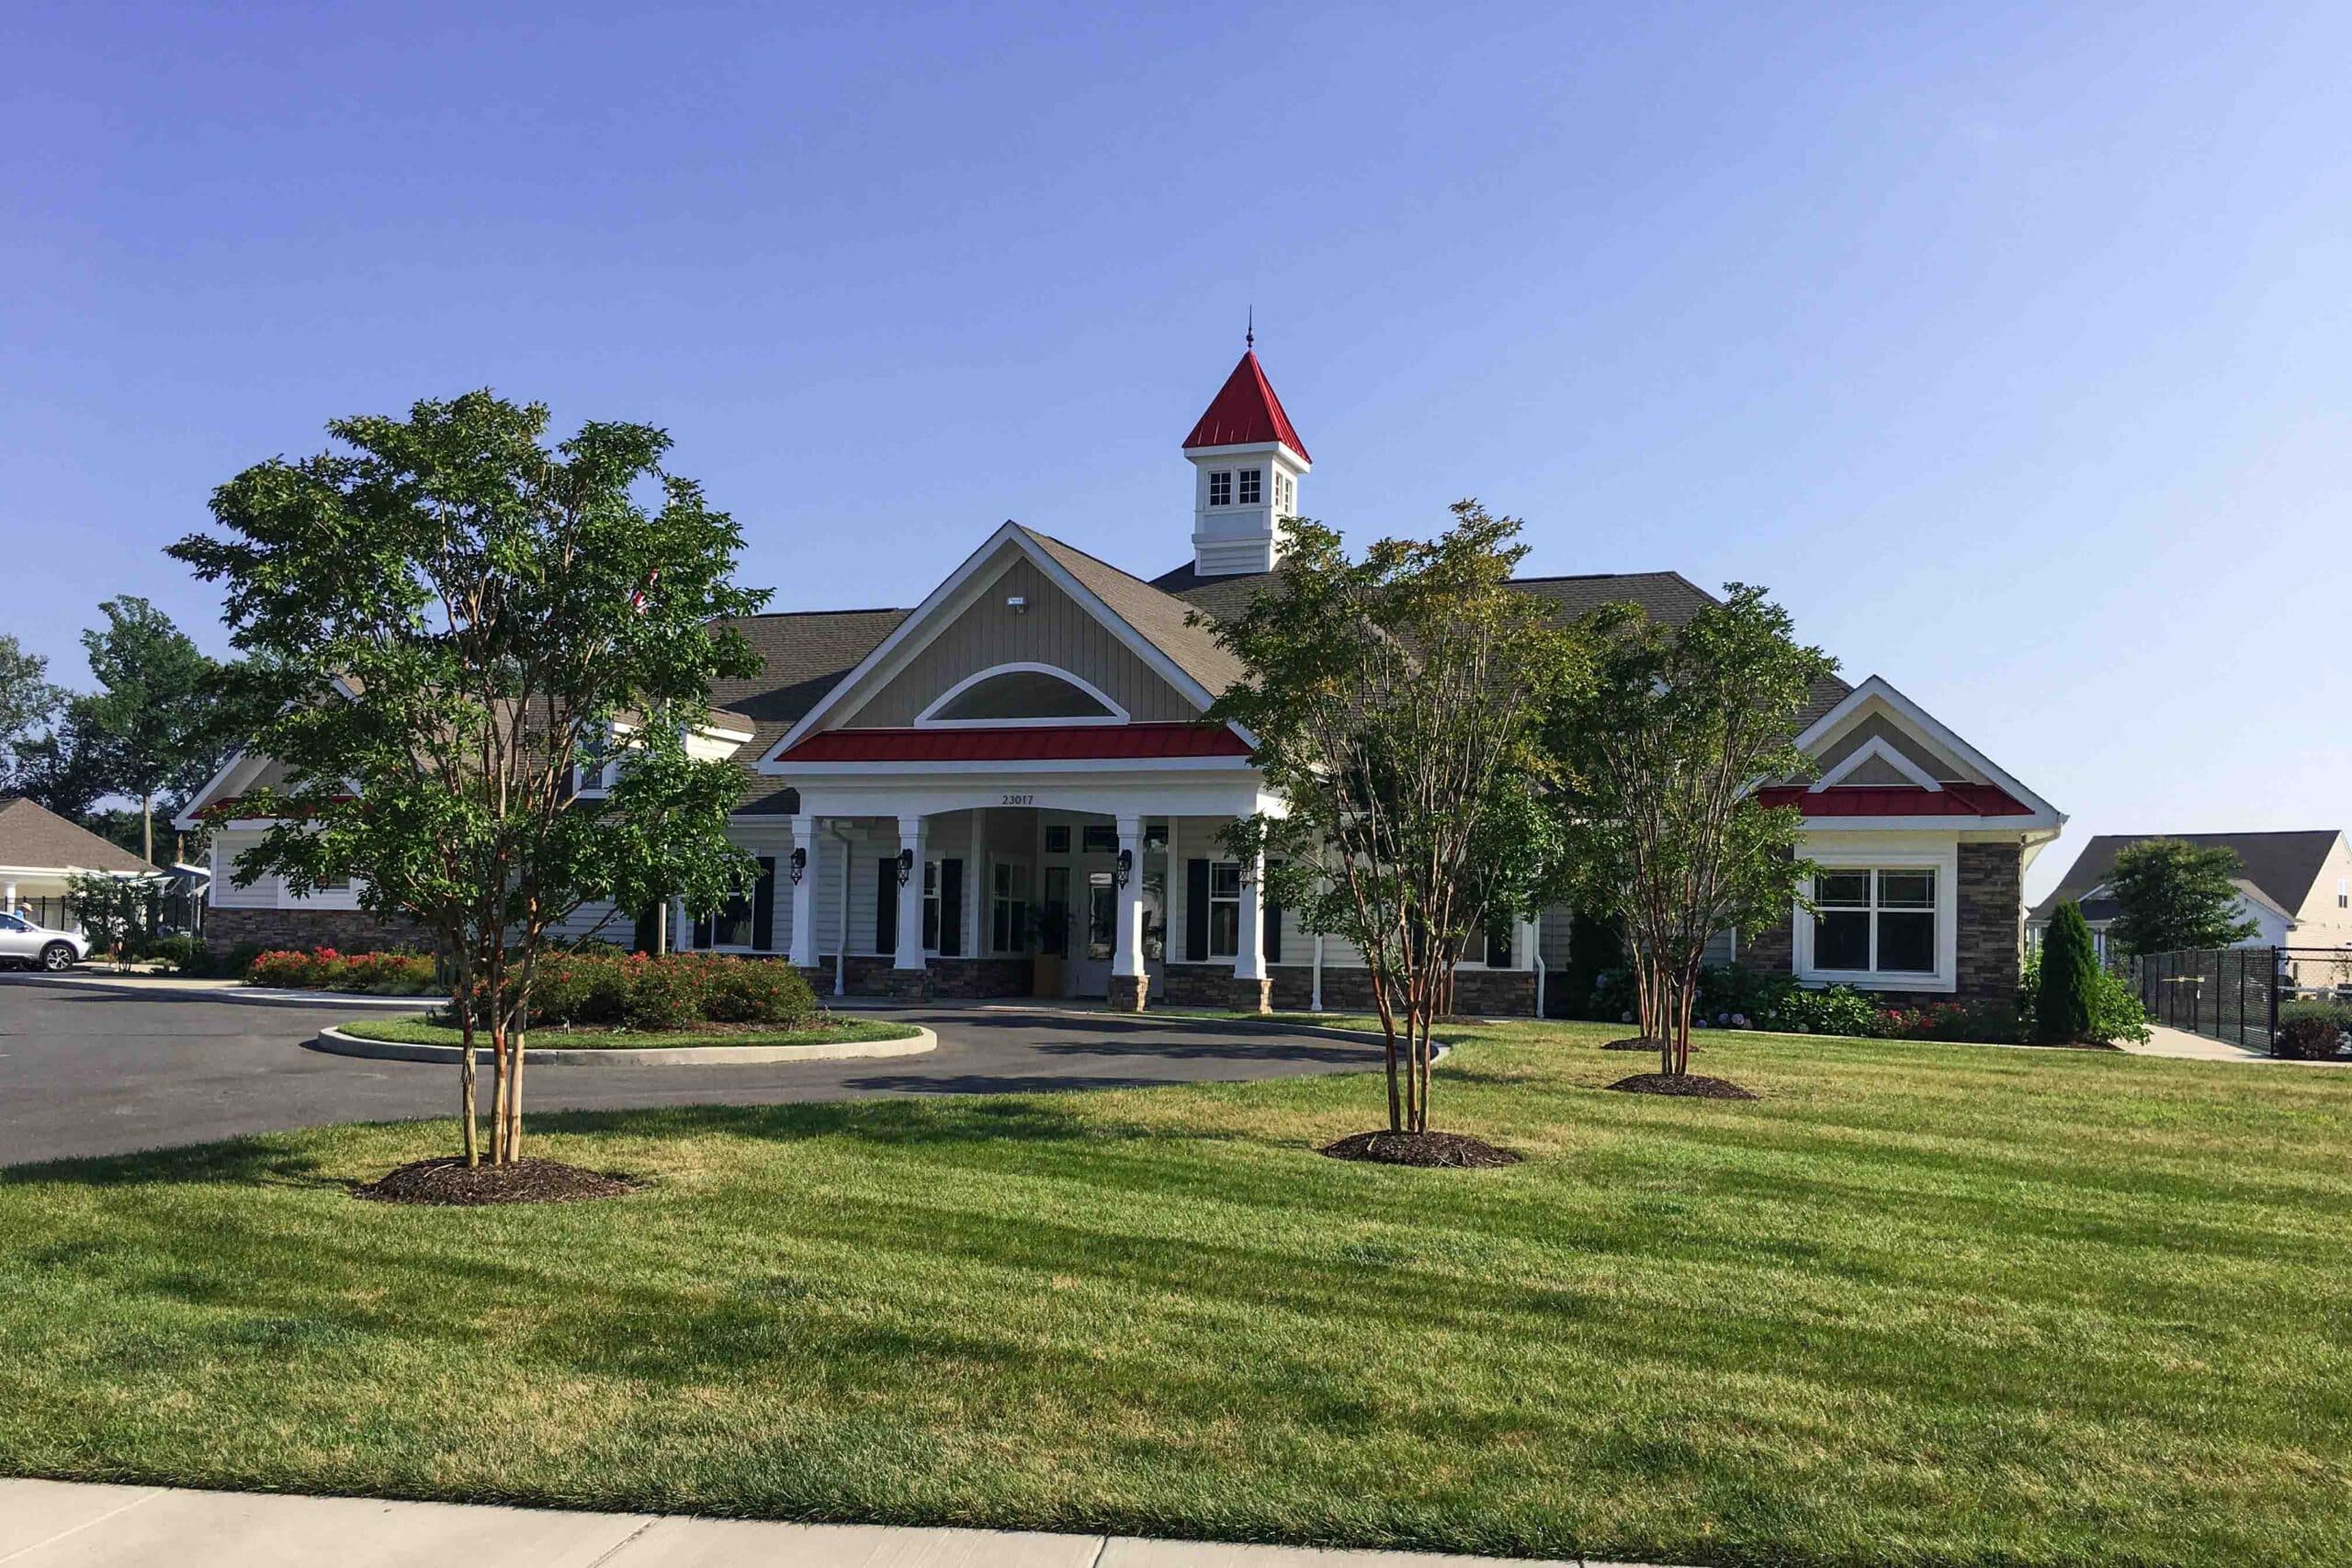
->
<box><xmin>775</xmin><ymin>723</ymin><xmax>1253</xmax><ymax>764</ymax></box>
<box><xmin>1753</xmin><ymin>783</ymin><xmax>2033</xmax><ymax>818</ymax></box>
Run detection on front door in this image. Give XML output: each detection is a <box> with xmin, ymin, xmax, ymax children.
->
<box><xmin>1067</xmin><ymin>873</ymin><xmax>1118</xmax><ymax>999</ymax></box>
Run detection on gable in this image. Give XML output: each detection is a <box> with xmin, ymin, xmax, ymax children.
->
<box><xmin>1807</xmin><ymin>711</ymin><xmax>1981</xmax><ymax>785</ymax></box>
<box><xmin>834</xmin><ymin>551</ymin><xmax>1204</xmax><ymax>728</ymax></box>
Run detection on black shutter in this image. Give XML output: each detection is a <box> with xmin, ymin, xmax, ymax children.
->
<box><xmin>693</xmin><ymin>911</ymin><xmax>713</xmax><ymax>948</ymax></box>
<box><xmin>752</xmin><ymin>858</ymin><xmax>775</xmax><ymax>952</ymax></box>
<box><xmin>876</xmin><ymin>859</ymin><xmax>897</xmax><ymax>953</ymax></box>
<box><xmin>631</xmin><ymin>906</ymin><xmax>659</xmax><ymax>955</ymax></box>
<box><xmin>1186</xmin><ymin>859</ymin><xmax>1210</xmax><ymax>962</ymax></box>
<box><xmin>1263</xmin><ymin>859</ymin><xmax>1283</xmax><ymax>964</ymax></box>
<box><xmin>939</xmin><ymin>859</ymin><xmax>964</xmax><ymax>956</ymax></box>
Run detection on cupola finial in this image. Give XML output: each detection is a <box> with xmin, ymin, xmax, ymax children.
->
<box><xmin>1245</xmin><ymin>305</ymin><xmax>1253</xmax><ymax>351</ymax></box>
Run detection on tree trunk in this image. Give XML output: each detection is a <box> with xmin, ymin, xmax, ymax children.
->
<box><xmin>455</xmin><ymin>983</ymin><xmax>480</xmax><ymax>1168</ymax></box>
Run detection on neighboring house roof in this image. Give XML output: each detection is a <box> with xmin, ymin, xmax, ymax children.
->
<box><xmin>776</xmin><ymin>722</ymin><xmax>1255</xmax><ymax>765</ymax></box>
<box><xmin>1182</xmin><ymin>350</ymin><xmax>1311</xmax><ymax>460</ymax></box>
<box><xmin>2028</xmin><ymin>830</ymin><xmax>2345</xmax><ymax>925</ymax></box>
<box><xmin>709</xmin><ymin>607</ymin><xmax>911</xmax><ymax>812</ymax></box>
<box><xmin>0</xmin><ymin>796</ymin><xmax>157</xmax><ymax>875</ymax></box>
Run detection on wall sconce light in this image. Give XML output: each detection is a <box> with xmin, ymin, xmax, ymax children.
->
<box><xmin>788</xmin><ymin>846</ymin><xmax>806</xmax><ymax>886</ymax></box>
<box><xmin>897</xmin><ymin>848</ymin><xmax>916</xmax><ymax>886</ymax></box>
<box><xmin>1114</xmin><ymin>848</ymin><xmax>1133</xmax><ymax>888</ymax></box>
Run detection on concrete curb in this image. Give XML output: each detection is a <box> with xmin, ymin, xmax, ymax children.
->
<box><xmin>309</xmin><ymin>1021</ymin><xmax>937</xmax><ymax>1067</ymax></box>
<box><xmin>0</xmin><ymin>973</ymin><xmax>435</xmax><ymax>1010</ymax></box>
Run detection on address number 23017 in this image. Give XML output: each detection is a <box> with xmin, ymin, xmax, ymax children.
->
<box><xmin>1000</xmin><ymin>794</ymin><xmax>1035</xmax><ymax>807</ymax></box>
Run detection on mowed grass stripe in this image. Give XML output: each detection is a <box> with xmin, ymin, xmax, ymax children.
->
<box><xmin>1</xmin><ymin>1021</ymin><xmax>2346</xmax><ymax>1565</ymax></box>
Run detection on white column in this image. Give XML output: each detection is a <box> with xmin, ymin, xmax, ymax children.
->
<box><xmin>1111</xmin><ymin>815</ymin><xmax>1146</xmax><ymax>978</ymax></box>
<box><xmin>787</xmin><ymin>815</ymin><xmax>819</xmax><ymax>967</ymax></box>
<box><xmin>1233</xmin><ymin>848</ymin><xmax>1268</xmax><ymax>982</ymax></box>
<box><xmin>895</xmin><ymin>815</ymin><xmax>927</xmax><ymax>970</ymax></box>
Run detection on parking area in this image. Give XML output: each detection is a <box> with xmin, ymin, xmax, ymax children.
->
<box><xmin>0</xmin><ymin>976</ymin><xmax>1384</xmax><ymax>1166</ymax></box>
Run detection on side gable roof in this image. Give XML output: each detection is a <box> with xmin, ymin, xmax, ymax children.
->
<box><xmin>712</xmin><ymin>608</ymin><xmax>910</xmax><ymax>812</ymax></box>
<box><xmin>0</xmin><ymin>796</ymin><xmax>157</xmax><ymax>875</ymax></box>
<box><xmin>2029</xmin><ymin>829</ymin><xmax>2345</xmax><ymax>924</ymax></box>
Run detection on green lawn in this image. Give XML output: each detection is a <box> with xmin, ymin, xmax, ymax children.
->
<box><xmin>337</xmin><ymin>1016</ymin><xmax>922</xmax><ymax>1049</ymax></box>
<box><xmin>3</xmin><ymin>1022</ymin><xmax>2346</xmax><ymax>1566</ymax></box>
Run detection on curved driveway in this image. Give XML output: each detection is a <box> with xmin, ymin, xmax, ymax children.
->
<box><xmin>0</xmin><ymin>977</ymin><xmax>1382</xmax><ymax>1167</ymax></box>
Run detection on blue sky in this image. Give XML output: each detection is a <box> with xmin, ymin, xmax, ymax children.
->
<box><xmin>6</xmin><ymin>2</ymin><xmax>2347</xmax><ymax>897</ymax></box>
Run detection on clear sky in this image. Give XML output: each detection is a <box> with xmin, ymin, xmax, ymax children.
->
<box><xmin>6</xmin><ymin>2</ymin><xmax>2347</xmax><ymax>898</ymax></box>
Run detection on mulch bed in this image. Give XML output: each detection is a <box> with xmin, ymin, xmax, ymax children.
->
<box><xmin>1319</xmin><ymin>1131</ymin><xmax>1522</xmax><ymax>1168</ymax></box>
<box><xmin>1605</xmin><ymin>1073</ymin><xmax>1758</xmax><ymax>1101</ymax></box>
<box><xmin>1600</xmin><ymin>1035</ymin><xmax>1687</xmax><ymax>1053</ymax></box>
<box><xmin>352</xmin><ymin>1156</ymin><xmax>640</xmax><ymax>1207</ymax></box>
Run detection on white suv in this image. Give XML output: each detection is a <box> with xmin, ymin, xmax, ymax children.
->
<box><xmin>0</xmin><ymin>913</ymin><xmax>90</xmax><ymax>972</ymax></box>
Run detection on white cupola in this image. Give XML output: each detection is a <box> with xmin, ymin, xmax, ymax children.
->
<box><xmin>1181</xmin><ymin>337</ymin><xmax>1311</xmax><ymax>578</ymax></box>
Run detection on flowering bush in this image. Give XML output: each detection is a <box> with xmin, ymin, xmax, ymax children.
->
<box><xmin>248</xmin><ymin>947</ymin><xmax>435</xmax><ymax>994</ymax></box>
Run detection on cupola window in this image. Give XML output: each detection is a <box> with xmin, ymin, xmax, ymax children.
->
<box><xmin>1207</xmin><ymin>470</ymin><xmax>1233</xmax><ymax>506</ymax></box>
<box><xmin>1238</xmin><ymin>468</ymin><xmax>1261</xmax><ymax>504</ymax></box>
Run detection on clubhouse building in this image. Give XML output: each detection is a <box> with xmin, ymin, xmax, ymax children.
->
<box><xmin>183</xmin><ymin>345</ymin><xmax>2065</xmax><ymax>1014</ymax></box>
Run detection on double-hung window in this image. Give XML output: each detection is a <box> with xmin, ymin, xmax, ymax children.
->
<box><xmin>1813</xmin><ymin>869</ymin><xmax>1937</xmax><ymax>976</ymax></box>
<box><xmin>922</xmin><ymin>862</ymin><xmax>942</xmax><ymax>952</ymax></box>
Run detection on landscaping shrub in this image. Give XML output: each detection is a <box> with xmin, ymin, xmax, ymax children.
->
<box><xmin>620</xmin><ymin>953</ymin><xmax>705</xmax><ymax>1030</ymax></box>
<box><xmin>2020</xmin><ymin>945</ymin><xmax>2150</xmax><ymax>1046</ymax></box>
<box><xmin>143</xmin><ymin>934</ymin><xmax>204</xmax><ymax>973</ymax></box>
<box><xmin>695</xmin><ymin>955</ymin><xmax>815</xmax><ymax>1024</ymax></box>
<box><xmin>1758</xmin><ymin>984</ymin><xmax>1883</xmax><ymax>1037</ymax></box>
<box><xmin>2033</xmin><ymin>902</ymin><xmax>2099</xmax><ymax>1043</ymax></box>
<box><xmin>525</xmin><ymin>951</ymin><xmax>628</xmax><ymax>1026</ymax></box>
<box><xmin>1698</xmin><ymin>963</ymin><xmax>1797</xmax><ymax>1029</ymax></box>
<box><xmin>2273</xmin><ymin>999</ymin><xmax>2350</xmax><ymax>1060</ymax></box>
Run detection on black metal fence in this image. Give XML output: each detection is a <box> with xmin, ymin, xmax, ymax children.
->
<box><xmin>2132</xmin><ymin>947</ymin><xmax>2352</xmax><ymax>1054</ymax></box>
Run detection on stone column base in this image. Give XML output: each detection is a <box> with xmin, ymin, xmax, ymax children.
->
<box><xmin>1108</xmin><ymin>974</ymin><xmax>1149</xmax><ymax>1013</ymax></box>
<box><xmin>885</xmin><ymin>967</ymin><xmax>932</xmax><ymax>1003</ymax></box>
<box><xmin>1229</xmin><ymin>976</ymin><xmax>1273</xmax><ymax>1015</ymax></box>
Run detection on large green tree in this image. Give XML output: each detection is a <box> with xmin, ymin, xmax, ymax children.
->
<box><xmin>171</xmin><ymin>390</ymin><xmax>768</xmax><ymax>1168</ymax></box>
<box><xmin>2106</xmin><ymin>839</ymin><xmax>2261</xmax><ymax>956</ymax></box>
<box><xmin>1202</xmin><ymin>502</ymin><xmax>1583</xmax><ymax>1136</ymax></box>
<box><xmin>1545</xmin><ymin>586</ymin><xmax>1838</xmax><ymax>1079</ymax></box>
<box><xmin>0</xmin><ymin>635</ymin><xmax>62</xmax><ymax>792</ymax></box>
<box><xmin>72</xmin><ymin>597</ymin><xmax>226</xmax><ymax>863</ymax></box>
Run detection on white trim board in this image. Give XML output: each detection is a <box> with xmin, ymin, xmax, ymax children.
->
<box><xmin>1812</xmin><ymin>735</ymin><xmax>1943</xmax><ymax>792</ymax></box>
<box><xmin>1794</xmin><ymin>674</ymin><xmax>2063</xmax><ymax>823</ymax></box>
<box><xmin>913</xmin><ymin>661</ymin><xmax>1130</xmax><ymax>728</ymax></box>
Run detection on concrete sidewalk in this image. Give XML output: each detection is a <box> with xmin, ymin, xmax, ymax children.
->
<box><xmin>0</xmin><ymin>1481</ymin><xmax>1668</xmax><ymax>1568</ymax></box>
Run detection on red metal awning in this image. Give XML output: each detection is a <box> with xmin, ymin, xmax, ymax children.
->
<box><xmin>777</xmin><ymin>723</ymin><xmax>1252</xmax><ymax>764</ymax></box>
<box><xmin>1754</xmin><ymin>784</ymin><xmax>2032</xmax><ymax>817</ymax></box>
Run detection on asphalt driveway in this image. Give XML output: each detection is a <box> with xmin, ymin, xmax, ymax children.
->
<box><xmin>0</xmin><ymin>977</ymin><xmax>1384</xmax><ymax>1167</ymax></box>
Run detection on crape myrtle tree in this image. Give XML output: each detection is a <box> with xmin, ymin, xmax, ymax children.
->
<box><xmin>1547</xmin><ymin>586</ymin><xmax>1837</xmax><ymax>1079</ymax></box>
<box><xmin>171</xmin><ymin>391</ymin><xmax>768</xmax><ymax>1168</ymax></box>
<box><xmin>2106</xmin><ymin>838</ymin><xmax>2260</xmax><ymax>957</ymax></box>
<box><xmin>1202</xmin><ymin>502</ymin><xmax>1582</xmax><ymax>1135</ymax></box>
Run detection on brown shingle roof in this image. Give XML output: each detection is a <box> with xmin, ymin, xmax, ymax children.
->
<box><xmin>709</xmin><ymin>608</ymin><xmax>910</xmax><ymax>812</ymax></box>
<box><xmin>1152</xmin><ymin>562</ymin><xmax>1852</xmax><ymax>729</ymax></box>
<box><xmin>2029</xmin><ymin>830</ymin><xmax>2346</xmax><ymax>926</ymax></box>
<box><xmin>1021</xmin><ymin>529</ymin><xmax>1247</xmax><ymax>698</ymax></box>
<box><xmin>0</xmin><ymin>796</ymin><xmax>158</xmax><ymax>874</ymax></box>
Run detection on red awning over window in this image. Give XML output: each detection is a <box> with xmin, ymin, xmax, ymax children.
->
<box><xmin>1753</xmin><ymin>784</ymin><xmax>2032</xmax><ymax>817</ymax></box>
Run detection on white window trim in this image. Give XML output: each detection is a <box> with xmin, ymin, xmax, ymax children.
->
<box><xmin>1791</xmin><ymin>843</ymin><xmax>1958</xmax><ymax>993</ymax></box>
<box><xmin>1811</xmin><ymin>735</ymin><xmax>1944</xmax><ymax>793</ymax></box>
<box><xmin>1206</xmin><ymin>859</ymin><xmax>1242</xmax><ymax>960</ymax></box>
<box><xmin>912</xmin><ymin>662</ymin><xmax>1132</xmax><ymax>729</ymax></box>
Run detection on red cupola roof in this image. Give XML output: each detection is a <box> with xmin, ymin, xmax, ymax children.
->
<box><xmin>1182</xmin><ymin>350</ymin><xmax>1311</xmax><ymax>461</ymax></box>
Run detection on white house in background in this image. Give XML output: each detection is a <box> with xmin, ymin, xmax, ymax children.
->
<box><xmin>181</xmin><ymin>338</ymin><xmax>2066</xmax><ymax>1014</ymax></box>
<box><xmin>0</xmin><ymin>795</ymin><xmax>163</xmax><ymax>932</ymax></box>
<box><xmin>2029</xmin><ymin>830</ymin><xmax>2352</xmax><ymax>961</ymax></box>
